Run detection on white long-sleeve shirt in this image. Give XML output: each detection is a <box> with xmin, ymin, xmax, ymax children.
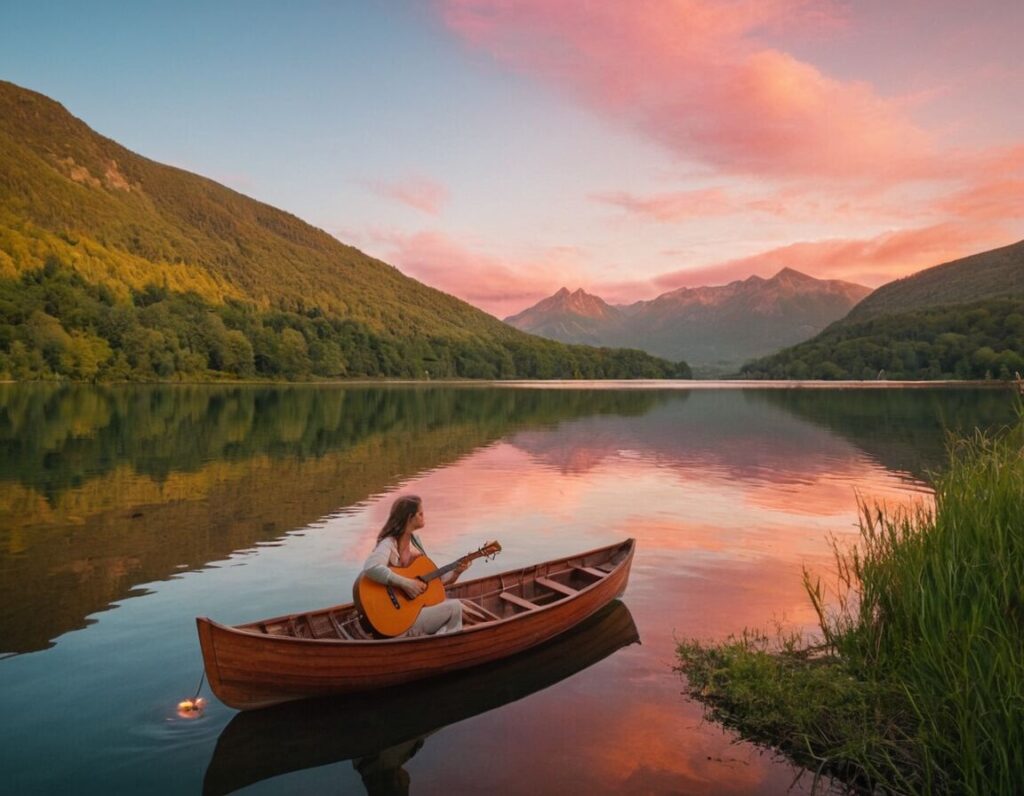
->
<box><xmin>361</xmin><ymin>534</ymin><xmax>458</xmax><ymax>586</ymax></box>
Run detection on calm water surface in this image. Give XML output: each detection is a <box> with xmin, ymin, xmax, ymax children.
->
<box><xmin>0</xmin><ymin>383</ymin><xmax>1015</xmax><ymax>794</ymax></box>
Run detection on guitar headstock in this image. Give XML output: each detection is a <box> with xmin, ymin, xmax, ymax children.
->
<box><xmin>476</xmin><ymin>540</ymin><xmax>502</xmax><ymax>560</ymax></box>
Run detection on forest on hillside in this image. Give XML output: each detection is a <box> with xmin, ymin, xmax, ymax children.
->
<box><xmin>0</xmin><ymin>259</ymin><xmax>691</xmax><ymax>382</ymax></box>
<box><xmin>843</xmin><ymin>240</ymin><xmax>1024</xmax><ymax>323</ymax></box>
<box><xmin>740</xmin><ymin>299</ymin><xmax>1024</xmax><ymax>380</ymax></box>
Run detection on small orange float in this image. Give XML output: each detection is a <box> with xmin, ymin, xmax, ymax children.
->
<box><xmin>176</xmin><ymin>697</ymin><xmax>207</xmax><ymax>719</ymax></box>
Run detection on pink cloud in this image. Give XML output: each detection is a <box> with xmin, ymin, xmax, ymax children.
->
<box><xmin>361</xmin><ymin>228</ymin><xmax>587</xmax><ymax>317</ymax></box>
<box><xmin>438</xmin><ymin>0</ymin><xmax>937</xmax><ymax>181</ymax></box>
<box><xmin>651</xmin><ymin>223</ymin><xmax>1009</xmax><ymax>290</ymax></box>
<box><xmin>940</xmin><ymin>179</ymin><xmax>1024</xmax><ymax>221</ymax></box>
<box><xmin>592</xmin><ymin>188</ymin><xmax>737</xmax><ymax>221</ymax></box>
<box><xmin>592</xmin><ymin>184</ymin><xmax>929</xmax><ymax>224</ymax></box>
<box><xmin>935</xmin><ymin>146</ymin><xmax>1024</xmax><ymax>221</ymax></box>
<box><xmin>365</xmin><ymin>175</ymin><xmax>449</xmax><ymax>214</ymax></box>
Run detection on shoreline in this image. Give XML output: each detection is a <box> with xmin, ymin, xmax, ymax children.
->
<box><xmin>0</xmin><ymin>378</ymin><xmax>1014</xmax><ymax>390</ymax></box>
<box><xmin>676</xmin><ymin>418</ymin><xmax>1024</xmax><ymax>793</ymax></box>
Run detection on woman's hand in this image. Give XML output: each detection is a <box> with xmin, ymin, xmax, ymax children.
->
<box><xmin>448</xmin><ymin>558</ymin><xmax>472</xmax><ymax>583</ymax></box>
<box><xmin>398</xmin><ymin>576</ymin><xmax>427</xmax><ymax>599</ymax></box>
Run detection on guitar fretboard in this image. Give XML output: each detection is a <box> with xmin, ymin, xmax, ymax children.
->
<box><xmin>421</xmin><ymin>556</ymin><xmax>470</xmax><ymax>583</ymax></box>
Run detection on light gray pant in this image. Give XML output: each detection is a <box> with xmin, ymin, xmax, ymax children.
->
<box><xmin>406</xmin><ymin>598</ymin><xmax>463</xmax><ymax>636</ymax></box>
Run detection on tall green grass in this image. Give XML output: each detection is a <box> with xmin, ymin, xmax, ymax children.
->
<box><xmin>814</xmin><ymin>416</ymin><xmax>1024</xmax><ymax>792</ymax></box>
<box><xmin>680</xmin><ymin>412</ymin><xmax>1024</xmax><ymax>793</ymax></box>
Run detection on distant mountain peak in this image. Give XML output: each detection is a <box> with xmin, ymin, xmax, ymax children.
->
<box><xmin>773</xmin><ymin>266</ymin><xmax>812</xmax><ymax>281</ymax></box>
<box><xmin>504</xmin><ymin>268</ymin><xmax>872</xmax><ymax>371</ymax></box>
<box><xmin>504</xmin><ymin>286</ymin><xmax>622</xmax><ymax>330</ymax></box>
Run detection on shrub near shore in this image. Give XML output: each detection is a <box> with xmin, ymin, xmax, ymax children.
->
<box><xmin>677</xmin><ymin>410</ymin><xmax>1024</xmax><ymax>794</ymax></box>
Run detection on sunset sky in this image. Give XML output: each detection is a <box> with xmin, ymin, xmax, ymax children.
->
<box><xmin>2</xmin><ymin>1</ymin><xmax>1022</xmax><ymax>316</ymax></box>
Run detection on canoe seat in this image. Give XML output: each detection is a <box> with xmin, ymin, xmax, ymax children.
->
<box><xmin>329</xmin><ymin>612</ymin><xmax>372</xmax><ymax>640</ymax></box>
<box><xmin>306</xmin><ymin>614</ymin><xmax>336</xmax><ymax>639</ymax></box>
<box><xmin>574</xmin><ymin>566</ymin><xmax>608</xmax><ymax>580</ymax></box>
<box><xmin>460</xmin><ymin>600</ymin><xmax>500</xmax><ymax>623</ymax></box>
<box><xmin>499</xmin><ymin>592</ymin><xmax>539</xmax><ymax>612</ymax></box>
<box><xmin>330</xmin><ymin>613</ymin><xmax>353</xmax><ymax>639</ymax></box>
<box><xmin>535</xmin><ymin>576</ymin><xmax>577</xmax><ymax>598</ymax></box>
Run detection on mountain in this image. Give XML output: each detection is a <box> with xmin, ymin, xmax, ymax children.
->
<box><xmin>505</xmin><ymin>269</ymin><xmax>871</xmax><ymax>373</ymax></box>
<box><xmin>504</xmin><ymin>287</ymin><xmax>625</xmax><ymax>345</ymax></box>
<box><xmin>841</xmin><ymin>239</ymin><xmax>1024</xmax><ymax>324</ymax></box>
<box><xmin>740</xmin><ymin>240</ymin><xmax>1024</xmax><ymax>381</ymax></box>
<box><xmin>0</xmin><ymin>81</ymin><xmax>689</xmax><ymax>381</ymax></box>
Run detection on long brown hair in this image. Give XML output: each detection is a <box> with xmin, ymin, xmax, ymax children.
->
<box><xmin>376</xmin><ymin>494</ymin><xmax>422</xmax><ymax>542</ymax></box>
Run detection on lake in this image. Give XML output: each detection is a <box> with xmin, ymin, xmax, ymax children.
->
<box><xmin>0</xmin><ymin>382</ymin><xmax>1016</xmax><ymax>794</ymax></box>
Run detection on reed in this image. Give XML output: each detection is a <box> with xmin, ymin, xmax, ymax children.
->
<box><xmin>679</xmin><ymin>412</ymin><xmax>1024</xmax><ymax>794</ymax></box>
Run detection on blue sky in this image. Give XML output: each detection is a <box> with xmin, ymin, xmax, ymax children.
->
<box><xmin>3</xmin><ymin>1</ymin><xmax>1022</xmax><ymax>316</ymax></box>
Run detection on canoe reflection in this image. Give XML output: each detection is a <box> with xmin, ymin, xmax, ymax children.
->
<box><xmin>203</xmin><ymin>600</ymin><xmax>639</xmax><ymax>795</ymax></box>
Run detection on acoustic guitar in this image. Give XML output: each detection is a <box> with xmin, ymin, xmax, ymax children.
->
<box><xmin>354</xmin><ymin>541</ymin><xmax>502</xmax><ymax>637</ymax></box>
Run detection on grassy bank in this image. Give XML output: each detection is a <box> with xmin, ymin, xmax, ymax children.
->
<box><xmin>677</xmin><ymin>412</ymin><xmax>1024</xmax><ymax>794</ymax></box>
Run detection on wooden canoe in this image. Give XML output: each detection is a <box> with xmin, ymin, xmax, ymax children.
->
<box><xmin>196</xmin><ymin>538</ymin><xmax>635</xmax><ymax>710</ymax></box>
<box><xmin>203</xmin><ymin>600</ymin><xmax>639</xmax><ymax>795</ymax></box>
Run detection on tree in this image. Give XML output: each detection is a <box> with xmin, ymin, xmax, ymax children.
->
<box><xmin>223</xmin><ymin>330</ymin><xmax>255</xmax><ymax>377</ymax></box>
<box><xmin>279</xmin><ymin>328</ymin><xmax>311</xmax><ymax>379</ymax></box>
<box><xmin>65</xmin><ymin>330</ymin><xmax>112</xmax><ymax>380</ymax></box>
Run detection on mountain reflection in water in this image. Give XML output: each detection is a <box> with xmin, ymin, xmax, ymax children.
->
<box><xmin>202</xmin><ymin>601</ymin><xmax>640</xmax><ymax>795</ymax></box>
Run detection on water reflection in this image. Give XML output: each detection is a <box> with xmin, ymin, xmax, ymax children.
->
<box><xmin>2</xmin><ymin>385</ymin><xmax>1012</xmax><ymax>655</ymax></box>
<box><xmin>754</xmin><ymin>387</ymin><xmax>1017</xmax><ymax>480</ymax></box>
<box><xmin>202</xmin><ymin>601</ymin><xmax>640</xmax><ymax>795</ymax></box>
<box><xmin>509</xmin><ymin>387</ymin><xmax>1016</xmax><ymax>483</ymax></box>
<box><xmin>1</xmin><ymin>384</ymin><xmax>1014</xmax><ymax>794</ymax></box>
<box><xmin>0</xmin><ymin>385</ymin><xmax>666</xmax><ymax>653</ymax></box>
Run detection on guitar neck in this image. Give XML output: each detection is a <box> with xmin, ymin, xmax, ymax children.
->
<box><xmin>421</xmin><ymin>551</ymin><xmax>481</xmax><ymax>583</ymax></box>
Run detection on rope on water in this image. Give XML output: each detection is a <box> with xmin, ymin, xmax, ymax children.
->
<box><xmin>192</xmin><ymin>669</ymin><xmax>207</xmax><ymax>700</ymax></box>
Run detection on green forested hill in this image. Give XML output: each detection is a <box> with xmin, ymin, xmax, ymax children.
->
<box><xmin>740</xmin><ymin>299</ymin><xmax>1024</xmax><ymax>380</ymax></box>
<box><xmin>842</xmin><ymin>239</ymin><xmax>1024</xmax><ymax>323</ymax></box>
<box><xmin>0</xmin><ymin>81</ymin><xmax>688</xmax><ymax>380</ymax></box>
<box><xmin>739</xmin><ymin>239</ymin><xmax>1024</xmax><ymax>380</ymax></box>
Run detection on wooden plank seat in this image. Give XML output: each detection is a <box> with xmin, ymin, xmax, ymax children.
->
<box><xmin>574</xmin><ymin>566</ymin><xmax>608</xmax><ymax>580</ymax></box>
<box><xmin>535</xmin><ymin>576</ymin><xmax>577</xmax><ymax>597</ymax></box>
<box><xmin>324</xmin><ymin>612</ymin><xmax>372</xmax><ymax>640</ymax></box>
<box><xmin>461</xmin><ymin>600</ymin><xmax>500</xmax><ymax>622</ymax></box>
<box><xmin>499</xmin><ymin>592</ymin><xmax>539</xmax><ymax>611</ymax></box>
<box><xmin>306</xmin><ymin>615</ymin><xmax>337</xmax><ymax>639</ymax></box>
<box><xmin>330</xmin><ymin>613</ymin><xmax>355</xmax><ymax>639</ymax></box>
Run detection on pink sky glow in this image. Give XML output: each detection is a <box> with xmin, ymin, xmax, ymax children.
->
<box><xmin>346</xmin><ymin>1</ymin><xmax>1024</xmax><ymax>316</ymax></box>
<box><xmin>364</xmin><ymin>175</ymin><xmax>450</xmax><ymax>215</ymax></box>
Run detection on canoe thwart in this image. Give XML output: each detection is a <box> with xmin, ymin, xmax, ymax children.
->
<box><xmin>534</xmin><ymin>576</ymin><xmax>577</xmax><ymax>597</ymax></box>
<box><xmin>499</xmin><ymin>592</ymin><xmax>539</xmax><ymax>611</ymax></box>
<box><xmin>460</xmin><ymin>600</ymin><xmax>500</xmax><ymax>622</ymax></box>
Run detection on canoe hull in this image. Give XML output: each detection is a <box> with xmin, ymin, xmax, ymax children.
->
<box><xmin>203</xmin><ymin>601</ymin><xmax>639</xmax><ymax>795</ymax></box>
<box><xmin>197</xmin><ymin>538</ymin><xmax>635</xmax><ymax>710</ymax></box>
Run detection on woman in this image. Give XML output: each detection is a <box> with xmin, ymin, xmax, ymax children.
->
<box><xmin>360</xmin><ymin>495</ymin><xmax>469</xmax><ymax>636</ymax></box>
